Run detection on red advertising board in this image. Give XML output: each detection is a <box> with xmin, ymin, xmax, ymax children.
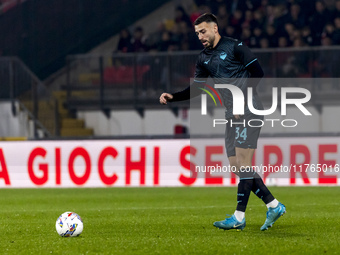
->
<box><xmin>0</xmin><ymin>138</ymin><xmax>339</xmax><ymax>187</ymax></box>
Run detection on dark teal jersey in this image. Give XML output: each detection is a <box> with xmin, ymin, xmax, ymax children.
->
<box><xmin>194</xmin><ymin>36</ymin><xmax>263</xmax><ymax>118</ymax></box>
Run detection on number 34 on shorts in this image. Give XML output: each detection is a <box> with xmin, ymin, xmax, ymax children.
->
<box><xmin>235</xmin><ymin>127</ymin><xmax>247</xmax><ymax>143</ymax></box>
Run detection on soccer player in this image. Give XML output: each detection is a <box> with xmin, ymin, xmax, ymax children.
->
<box><xmin>159</xmin><ymin>13</ymin><xmax>286</xmax><ymax>231</ymax></box>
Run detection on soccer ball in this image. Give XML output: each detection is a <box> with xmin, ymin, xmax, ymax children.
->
<box><xmin>55</xmin><ymin>212</ymin><xmax>83</xmax><ymax>237</ymax></box>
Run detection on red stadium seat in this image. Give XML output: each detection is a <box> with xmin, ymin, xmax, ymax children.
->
<box><xmin>174</xmin><ymin>125</ymin><xmax>187</xmax><ymax>134</ymax></box>
<box><xmin>103</xmin><ymin>65</ymin><xmax>150</xmax><ymax>85</ymax></box>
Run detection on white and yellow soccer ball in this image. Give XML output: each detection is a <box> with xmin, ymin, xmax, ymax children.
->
<box><xmin>55</xmin><ymin>212</ymin><xmax>83</xmax><ymax>237</ymax></box>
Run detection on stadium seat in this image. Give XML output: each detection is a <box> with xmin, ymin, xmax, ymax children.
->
<box><xmin>103</xmin><ymin>65</ymin><xmax>150</xmax><ymax>85</ymax></box>
<box><xmin>174</xmin><ymin>125</ymin><xmax>188</xmax><ymax>135</ymax></box>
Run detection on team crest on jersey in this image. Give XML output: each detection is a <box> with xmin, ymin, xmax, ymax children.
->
<box><xmin>220</xmin><ymin>51</ymin><xmax>227</xmax><ymax>60</ymax></box>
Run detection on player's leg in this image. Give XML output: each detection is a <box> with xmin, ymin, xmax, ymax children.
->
<box><xmin>213</xmin><ymin>121</ymin><xmax>247</xmax><ymax>231</ymax></box>
<box><xmin>213</xmin><ymin>118</ymin><xmax>285</xmax><ymax>231</ymax></box>
<box><xmin>235</xmin><ymin>146</ymin><xmax>273</xmax><ymax>208</ymax></box>
<box><xmin>233</xmin><ymin>147</ymin><xmax>256</xmax><ymax>224</ymax></box>
<box><xmin>229</xmin><ymin>153</ymin><xmax>277</xmax><ymax>207</ymax></box>
<box><xmin>225</xmin><ymin>154</ymin><xmax>251</xmax><ymax>225</ymax></box>
<box><xmin>229</xmin><ymin>147</ymin><xmax>280</xmax><ymax>209</ymax></box>
<box><xmin>234</xmin><ymin>119</ymin><xmax>286</xmax><ymax>231</ymax></box>
<box><xmin>227</xmin><ymin>156</ymin><xmax>238</xmax><ymax>176</ymax></box>
<box><xmin>213</xmin><ymin>149</ymin><xmax>254</xmax><ymax>231</ymax></box>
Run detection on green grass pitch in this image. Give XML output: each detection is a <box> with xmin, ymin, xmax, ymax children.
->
<box><xmin>0</xmin><ymin>187</ymin><xmax>339</xmax><ymax>255</ymax></box>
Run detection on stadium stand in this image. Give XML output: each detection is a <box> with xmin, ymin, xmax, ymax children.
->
<box><xmin>2</xmin><ymin>0</ymin><xmax>340</xmax><ymax>138</ymax></box>
<box><xmin>55</xmin><ymin>0</ymin><xmax>340</xmax><ymax>119</ymax></box>
<box><xmin>0</xmin><ymin>57</ymin><xmax>95</xmax><ymax>138</ymax></box>
<box><xmin>115</xmin><ymin>0</ymin><xmax>340</xmax><ymax>53</ymax></box>
<box><xmin>0</xmin><ymin>0</ymin><xmax>170</xmax><ymax>79</ymax></box>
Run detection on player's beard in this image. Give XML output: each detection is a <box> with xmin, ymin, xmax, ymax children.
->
<box><xmin>202</xmin><ymin>34</ymin><xmax>215</xmax><ymax>49</ymax></box>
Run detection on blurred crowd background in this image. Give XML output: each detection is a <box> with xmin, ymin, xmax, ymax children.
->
<box><xmin>1</xmin><ymin>0</ymin><xmax>340</xmax><ymax>138</ymax></box>
<box><xmin>116</xmin><ymin>0</ymin><xmax>340</xmax><ymax>53</ymax></box>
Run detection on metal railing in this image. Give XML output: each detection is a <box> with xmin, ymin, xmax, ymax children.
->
<box><xmin>0</xmin><ymin>57</ymin><xmax>54</xmax><ymax>138</ymax></box>
<box><xmin>65</xmin><ymin>51</ymin><xmax>198</xmax><ymax>112</ymax></box>
<box><xmin>2</xmin><ymin>46</ymin><xmax>340</xmax><ymax>139</ymax></box>
<box><xmin>64</xmin><ymin>46</ymin><xmax>340</xmax><ymax>112</ymax></box>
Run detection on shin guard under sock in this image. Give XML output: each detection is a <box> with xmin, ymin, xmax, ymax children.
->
<box><xmin>251</xmin><ymin>172</ymin><xmax>275</xmax><ymax>204</ymax></box>
<box><xmin>236</xmin><ymin>167</ymin><xmax>254</xmax><ymax>212</ymax></box>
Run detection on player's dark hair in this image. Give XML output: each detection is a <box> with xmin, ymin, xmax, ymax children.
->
<box><xmin>194</xmin><ymin>13</ymin><xmax>218</xmax><ymax>26</ymax></box>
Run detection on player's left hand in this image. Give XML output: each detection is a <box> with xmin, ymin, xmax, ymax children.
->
<box><xmin>159</xmin><ymin>93</ymin><xmax>173</xmax><ymax>105</ymax></box>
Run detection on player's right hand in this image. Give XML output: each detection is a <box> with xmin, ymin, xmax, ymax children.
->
<box><xmin>159</xmin><ymin>93</ymin><xmax>173</xmax><ymax>105</ymax></box>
